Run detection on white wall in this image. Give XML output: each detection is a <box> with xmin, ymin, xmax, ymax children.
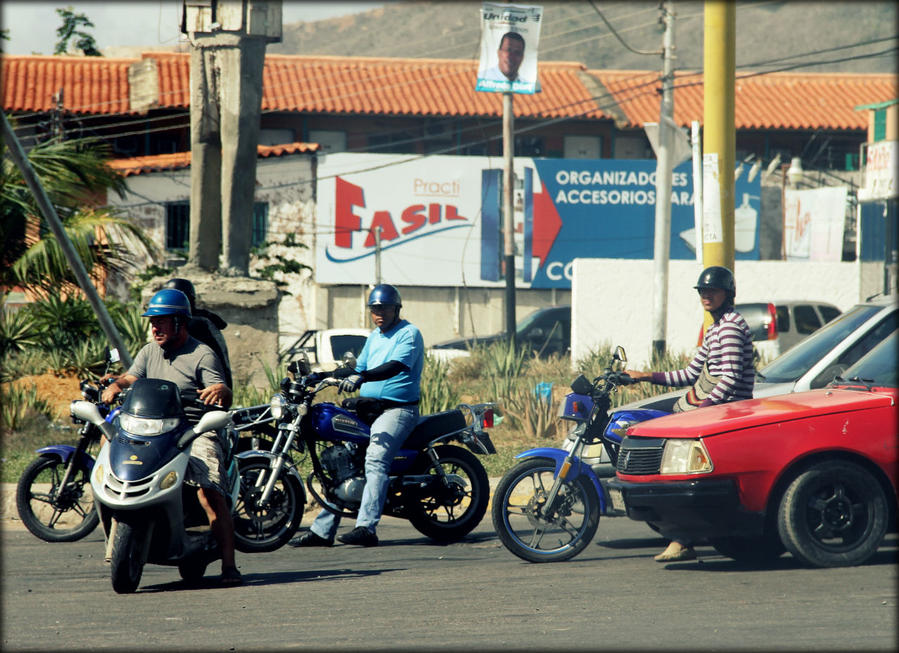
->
<box><xmin>571</xmin><ymin>259</ymin><xmax>882</xmax><ymax>369</ymax></box>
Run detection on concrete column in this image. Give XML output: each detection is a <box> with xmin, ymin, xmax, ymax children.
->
<box><xmin>188</xmin><ymin>46</ymin><xmax>223</xmax><ymax>270</ymax></box>
<box><xmin>218</xmin><ymin>39</ymin><xmax>267</xmax><ymax>276</ymax></box>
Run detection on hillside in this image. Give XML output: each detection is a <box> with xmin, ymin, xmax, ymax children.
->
<box><xmin>270</xmin><ymin>1</ymin><xmax>897</xmax><ymax>74</ymax></box>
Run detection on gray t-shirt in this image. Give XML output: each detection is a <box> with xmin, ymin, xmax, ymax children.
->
<box><xmin>127</xmin><ymin>336</ymin><xmax>227</xmax><ymax>422</ymax></box>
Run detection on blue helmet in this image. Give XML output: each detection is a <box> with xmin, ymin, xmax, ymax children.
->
<box><xmin>367</xmin><ymin>284</ymin><xmax>402</xmax><ymax>307</ymax></box>
<box><xmin>143</xmin><ymin>288</ymin><xmax>192</xmax><ymax>318</ymax></box>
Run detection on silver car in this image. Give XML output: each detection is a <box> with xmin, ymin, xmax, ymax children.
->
<box><xmin>620</xmin><ymin>294</ymin><xmax>898</xmax><ymax>411</ymax></box>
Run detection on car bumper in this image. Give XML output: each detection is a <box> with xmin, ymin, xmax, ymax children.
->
<box><xmin>605</xmin><ymin>477</ymin><xmax>765</xmax><ymax>540</ymax></box>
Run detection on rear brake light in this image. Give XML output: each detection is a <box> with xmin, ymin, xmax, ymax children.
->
<box><xmin>765</xmin><ymin>302</ymin><xmax>777</xmax><ymax>340</ymax></box>
<box><xmin>482</xmin><ymin>408</ymin><xmax>494</xmax><ymax>428</ymax></box>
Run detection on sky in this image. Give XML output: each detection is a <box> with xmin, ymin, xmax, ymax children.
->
<box><xmin>1</xmin><ymin>1</ymin><xmax>378</xmax><ymax>56</ymax></box>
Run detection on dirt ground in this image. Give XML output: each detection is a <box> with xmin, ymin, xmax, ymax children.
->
<box><xmin>3</xmin><ymin>374</ymin><xmax>83</xmax><ymax>421</ymax></box>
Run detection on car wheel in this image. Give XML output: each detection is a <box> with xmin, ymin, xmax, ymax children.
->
<box><xmin>777</xmin><ymin>460</ymin><xmax>888</xmax><ymax>568</ymax></box>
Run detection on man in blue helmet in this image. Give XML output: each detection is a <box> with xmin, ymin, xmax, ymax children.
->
<box><xmin>101</xmin><ymin>288</ymin><xmax>241</xmax><ymax>584</ymax></box>
<box><xmin>163</xmin><ymin>278</ymin><xmax>232</xmax><ymax>389</ymax></box>
<box><xmin>290</xmin><ymin>283</ymin><xmax>424</xmax><ymax>548</ymax></box>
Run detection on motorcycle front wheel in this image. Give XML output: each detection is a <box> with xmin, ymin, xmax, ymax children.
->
<box><xmin>405</xmin><ymin>444</ymin><xmax>489</xmax><ymax>542</ymax></box>
<box><xmin>491</xmin><ymin>457</ymin><xmax>600</xmax><ymax>563</ymax></box>
<box><xmin>233</xmin><ymin>456</ymin><xmax>305</xmax><ymax>553</ymax></box>
<box><xmin>16</xmin><ymin>454</ymin><xmax>99</xmax><ymax>542</ymax></box>
<box><xmin>110</xmin><ymin>519</ymin><xmax>148</xmax><ymax>594</ymax></box>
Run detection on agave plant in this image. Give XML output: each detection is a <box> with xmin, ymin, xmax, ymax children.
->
<box><xmin>0</xmin><ymin>297</ymin><xmax>42</xmax><ymax>358</ymax></box>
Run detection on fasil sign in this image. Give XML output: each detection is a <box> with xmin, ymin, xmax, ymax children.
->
<box><xmin>315</xmin><ymin>153</ymin><xmax>760</xmax><ymax>288</ymax></box>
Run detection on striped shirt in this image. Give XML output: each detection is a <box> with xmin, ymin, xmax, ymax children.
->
<box><xmin>652</xmin><ymin>310</ymin><xmax>755</xmax><ymax>404</ymax></box>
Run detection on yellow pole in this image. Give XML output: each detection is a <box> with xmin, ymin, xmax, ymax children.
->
<box><xmin>701</xmin><ymin>1</ymin><xmax>736</xmax><ymax>328</ymax></box>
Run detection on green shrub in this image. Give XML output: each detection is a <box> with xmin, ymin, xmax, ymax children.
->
<box><xmin>0</xmin><ymin>382</ymin><xmax>53</xmax><ymax>434</ymax></box>
<box><xmin>0</xmin><ymin>300</ymin><xmax>42</xmax><ymax>358</ymax></box>
<box><xmin>420</xmin><ymin>353</ymin><xmax>460</xmax><ymax>415</ymax></box>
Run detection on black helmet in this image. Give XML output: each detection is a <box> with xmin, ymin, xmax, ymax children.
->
<box><xmin>163</xmin><ymin>278</ymin><xmax>196</xmax><ymax>310</ymax></box>
<box><xmin>694</xmin><ymin>266</ymin><xmax>735</xmax><ymax>295</ymax></box>
<box><xmin>367</xmin><ymin>284</ymin><xmax>402</xmax><ymax>307</ymax></box>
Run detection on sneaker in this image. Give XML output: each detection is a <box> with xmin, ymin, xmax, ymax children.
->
<box><xmin>289</xmin><ymin>531</ymin><xmax>333</xmax><ymax>548</ymax></box>
<box><xmin>220</xmin><ymin>566</ymin><xmax>243</xmax><ymax>585</ymax></box>
<box><xmin>337</xmin><ymin>526</ymin><xmax>379</xmax><ymax>547</ymax></box>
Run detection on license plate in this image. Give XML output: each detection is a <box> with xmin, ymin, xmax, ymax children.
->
<box><xmin>608</xmin><ymin>488</ymin><xmax>625</xmax><ymax>512</ymax></box>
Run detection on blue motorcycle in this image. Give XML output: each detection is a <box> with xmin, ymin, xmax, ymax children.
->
<box><xmin>491</xmin><ymin>347</ymin><xmax>667</xmax><ymax>562</ymax></box>
<box><xmin>15</xmin><ymin>373</ymin><xmax>119</xmax><ymax>543</ymax></box>
<box><xmin>235</xmin><ymin>354</ymin><xmax>497</xmax><ymax>547</ymax></box>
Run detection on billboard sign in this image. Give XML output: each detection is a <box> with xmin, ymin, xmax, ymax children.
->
<box><xmin>475</xmin><ymin>3</ymin><xmax>543</xmax><ymax>94</ymax></box>
<box><xmin>315</xmin><ymin>153</ymin><xmax>761</xmax><ymax>288</ymax></box>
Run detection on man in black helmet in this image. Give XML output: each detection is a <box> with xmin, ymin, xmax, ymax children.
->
<box><xmin>625</xmin><ymin>265</ymin><xmax>755</xmax><ymax>561</ymax></box>
<box><xmin>163</xmin><ymin>278</ymin><xmax>232</xmax><ymax>388</ymax></box>
<box><xmin>289</xmin><ymin>283</ymin><xmax>424</xmax><ymax>549</ymax></box>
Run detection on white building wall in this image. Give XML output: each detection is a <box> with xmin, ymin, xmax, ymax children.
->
<box><xmin>571</xmin><ymin>259</ymin><xmax>885</xmax><ymax>369</ymax></box>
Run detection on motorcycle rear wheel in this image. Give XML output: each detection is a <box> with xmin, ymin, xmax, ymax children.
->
<box><xmin>405</xmin><ymin>445</ymin><xmax>489</xmax><ymax>542</ymax></box>
<box><xmin>110</xmin><ymin>520</ymin><xmax>147</xmax><ymax>594</ymax></box>
<box><xmin>491</xmin><ymin>457</ymin><xmax>600</xmax><ymax>563</ymax></box>
<box><xmin>233</xmin><ymin>456</ymin><xmax>305</xmax><ymax>553</ymax></box>
<box><xmin>16</xmin><ymin>454</ymin><xmax>99</xmax><ymax>542</ymax></box>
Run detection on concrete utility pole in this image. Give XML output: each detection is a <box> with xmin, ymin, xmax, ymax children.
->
<box><xmin>701</xmin><ymin>0</ymin><xmax>736</xmax><ymax>326</ymax></box>
<box><xmin>650</xmin><ymin>1</ymin><xmax>676</xmax><ymax>360</ymax></box>
<box><xmin>503</xmin><ymin>92</ymin><xmax>516</xmax><ymax>345</ymax></box>
<box><xmin>181</xmin><ymin>0</ymin><xmax>282</xmax><ymax>276</ymax></box>
<box><xmin>1</xmin><ymin>114</ymin><xmax>133</xmax><ymax>367</ymax></box>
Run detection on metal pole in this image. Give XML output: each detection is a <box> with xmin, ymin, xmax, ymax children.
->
<box><xmin>701</xmin><ymin>0</ymin><xmax>736</xmax><ymax>330</ymax></box>
<box><xmin>651</xmin><ymin>1</ymin><xmax>676</xmax><ymax>361</ymax></box>
<box><xmin>1</xmin><ymin>113</ymin><xmax>133</xmax><ymax>367</ymax></box>
<box><xmin>691</xmin><ymin>120</ymin><xmax>703</xmax><ymax>264</ymax></box>
<box><xmin>503</xmin><ymin>92</ymin><xmax>516</xmax><ymax>345</ymax></box>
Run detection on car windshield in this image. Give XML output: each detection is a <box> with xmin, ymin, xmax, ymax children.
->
<box><xmin>757</xmin><ymin>303</ymin><xmax>884</xmax><ymax>383</ymax></box>
<box><xmin>834</xmin><ymin>330</ymin><xmax>898</xmax><ymax>388</ymax></box>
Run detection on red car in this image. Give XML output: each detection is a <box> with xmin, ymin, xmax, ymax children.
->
<box><xmin>606</xmin><ymin>331</ymin><xmax>898</xmax><ymax>568</ymax></box>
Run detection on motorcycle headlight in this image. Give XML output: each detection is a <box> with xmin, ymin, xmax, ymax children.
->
<box><xmin>659</xmin><ymin>439</ymin><xmax>713</xmax><ymax>474</ymax></box>
<box><xmin>270</xmin><ymin>393</ymin><xmax>287</xmax><ymax>420</ymax></box>
<box><xmin>118</xmin><ymin>413</ymin><xmax>180</xmax><ymax>436</ymax></box>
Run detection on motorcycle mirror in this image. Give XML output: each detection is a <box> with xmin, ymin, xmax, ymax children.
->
<box><xmin>194</xmin><ymin>410</ymin><xmax>232</xmax><ymax>435</ymax></box>
<box><xmin>613</xmin><ymin>346</ymin><xmax>627</xmax><ymax>366</ymax></box>
<box><xmin>107</xmin><ymin>347</ymin><xmax>120</xmax><ymax>364</ymax></box>
<box><xmin>342</xmin><ymin>352</ymin><xmax>357</xmax><ymax>370</ymax></box>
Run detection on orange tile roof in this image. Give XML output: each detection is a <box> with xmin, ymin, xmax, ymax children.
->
<box><xmin>593</xmin><ymin>69</ymin><xmax>898</xmax><ymax>130</ymax></box>
<box><xmin>108</xmin><ymin>141</ymin><xmax>319</xmax><ymax>176</ymax></box>
<box><xmin>2</xmin><ymin>52</ymin><xmax>895</xmax><ymax>131</ymax></box>
<box><xmin>2</xmin><ymin>52</ymin><xmax>608</xmax><ymax>121</ymax></box>
<box><xmin>1</xmin><ymin>54</ymin><xmax>134</xmax><ymax>114</ymax></box>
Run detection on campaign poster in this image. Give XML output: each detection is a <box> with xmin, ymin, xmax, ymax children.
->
<box><xmin>784</xmin><ymin>186</ymin><xmax>847</xmax><ymax>261</ymax></box>
<box><xmin>315</xmin><ymin>153</ymin><xmax>761</xmax><ymax>289</ymax></box>
<box><xmin>475</xmin><ymin>3</ymin><xmax>543</xmax><ymax>94</ymax></box>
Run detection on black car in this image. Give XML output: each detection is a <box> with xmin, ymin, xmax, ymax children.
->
<box><xmin>429</xmin><ymin>305</ymin><xmax>571</xmax><ymax>359</ymax></box>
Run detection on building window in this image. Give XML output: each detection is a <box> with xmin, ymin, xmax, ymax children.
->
<box><xmin>166</xmin><ymin>201</ymin><xmax>190</xmax><ymax>251</ymax></box>
<box><xmin>252</xmin><ymin>202</ymin><xmax>269</xmax><ymax>247</ymax></box>
<box><xmin>165</xmin><ymin>201</ymin><xmax>268</xmax><ymax>250</ymax></box>
<box><xmin>873</xmin><ymin>109</ymin><xmax>886</xmax><ymax>142</ymax></box>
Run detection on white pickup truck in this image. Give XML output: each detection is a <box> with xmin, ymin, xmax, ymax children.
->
<box><xmin>279</xmin><ymin>328</ymin><xmax>370</xmax><ymax>371</ymax></box>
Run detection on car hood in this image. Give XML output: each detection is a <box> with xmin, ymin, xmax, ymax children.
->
<box><xmin>626</xmin><ymin>387</ymin><xmax>897</xmax><ymax>438</ymax></box>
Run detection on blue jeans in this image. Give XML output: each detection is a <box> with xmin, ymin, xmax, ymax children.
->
<box><xmin>309</xmin><ymin>405</ymin><xmax>419</xmax><ymax>539</ymax></box>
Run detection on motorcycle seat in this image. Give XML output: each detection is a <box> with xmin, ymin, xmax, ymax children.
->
<box><xmin>404</xmin><ymin>409</ymin><xmax>466</xmax><ymax>449</ymax></box>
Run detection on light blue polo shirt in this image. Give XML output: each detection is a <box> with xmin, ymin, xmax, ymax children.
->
<box><xmin>356</xmin><ymin>319</ymin><xmax>423</xmax><ymax>403</ymax></box>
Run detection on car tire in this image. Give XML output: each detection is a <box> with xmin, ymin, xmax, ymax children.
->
<box><xmin>777</xmin><ymin>460</ymin><xmax>888</xmax><ymax>568</ymax></box>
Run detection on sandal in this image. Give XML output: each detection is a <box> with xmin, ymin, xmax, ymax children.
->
<box><xmin>220</xmin><ymin>566</ymin><xmax>243</xmax><ymax>585</ymax></box>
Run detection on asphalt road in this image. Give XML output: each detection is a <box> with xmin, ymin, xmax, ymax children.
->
<box><xmin>3</xmin><ymin>512</ymin><xmax>897</xmax><ymax>652</ymax></box>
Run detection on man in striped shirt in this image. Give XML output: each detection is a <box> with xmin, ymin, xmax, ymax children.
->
<box><xmin>625</xmin><ymin>265</ymin><xmax>755</xmax><ymax>560</ymax></box>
